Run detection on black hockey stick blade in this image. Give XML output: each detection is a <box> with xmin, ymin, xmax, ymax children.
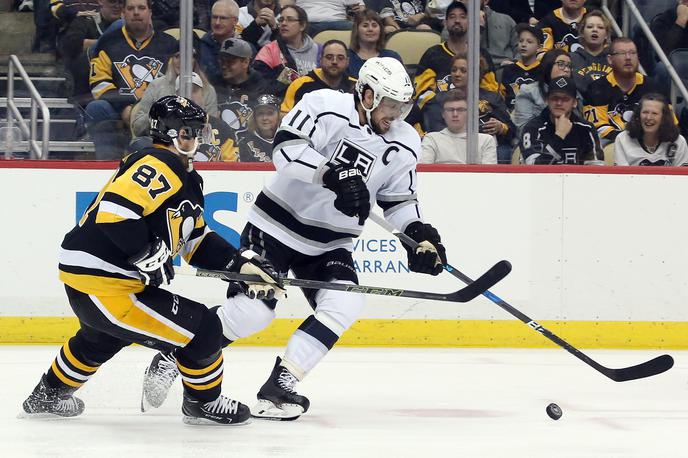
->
<box><xmin>175</xmin><ymin>265</ymin><xmax>506</xmax><ymax>303</ymax></box>
<box><xmin>599</xmin><ymin>354</ymin><xmax>675</xmax><ymax>382</ymax></box>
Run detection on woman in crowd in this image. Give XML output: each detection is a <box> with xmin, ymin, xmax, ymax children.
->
<box><xmin>347</xmin><ymin>8</ymin><xmax>403</xmax><ymax>78</ymax></box>
<box><xmin>236</xmin><ymin>94</ymin><xmax>281</xmax><ymax>162</ymax></box>
<box><xmin>570</xmin><ymin>10</ymin><xmax>613</xmax><ymax>94</ymax></box>
<box><xmin>131</xmin><ymin>50</ymin><xmax>218</xmax><ymax>137</ymax></box>
<box><xmin>511</xmin><ymin>48</ymin><xmax>579</xmax><ymax>129</ymax></box>
<box><xmin>254</xmin><ymin>4</ymin><xmax>321</xmax><ymax>96</ymax></box>
<box><xmin>614</xmin><ymin>93</ymin><xmax>688</xmax><ymax>166</ymax></box>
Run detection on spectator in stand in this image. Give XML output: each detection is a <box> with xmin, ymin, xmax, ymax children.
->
<box><xmin>501</xmin><ymin>23</ymin><xmax>543</xmax><ymax>109</ymax></box>
<box><xmin>297</xmin><ymin>0</ymin><xmax>365</xmax><ymax>37</ymax></box>
<box><xmin>520</xmin><ymin>76</ymin><xmax>600</xmax><ymax>164</ymax></box>
<box><xmin>473</xmin><ymin>0</ymin><xmax>518</xmax><ymax>67</ymax></box>
<box><xmin>570</xmin><ymin>9</ymin><xmax>611</xmax><ymax>94</ymax></box>
<box><xmin>650</xmin><ymin>0</ymin><xmax>688</xmax><ymax>95</ymax></box>
<box><xmin>236</xmin><ymin>94</ymin><xmax>281</xmax><ymax>161</ymax></box>
<box><xmin>614</xmin><ymin>93</ymin><xmax>688</xmax><ymax>166</ymax></box>
<box><xmin>379</xmin><ymin>0</ymin><xmax>434</xmax><ymax>34</ymax></box>
<box><xmin>420</xmin><ymin>53</ymin><xmax>515</xmax><ymax>162</ymax></box>
<box><xmin>216</xmin><ymin>37</ymin><xmax>271</xmax><ymax>138</ymax></box>
<box><xmin>50</xmin><ymin>0</ymin><xmax>99</xmax><ymax>25</ymax></box>
<box><xmin>512</xmin><ymin>48</ymin><xmax>579</xmax><ymax>129</ymax></box>
<box><xmin>200</xmin><ymin>0</ymin><xmax>241</xmax><ymax>86</ymax></box>
<box><xmin>420</xmin><ymin>89</ymin><xmax>497</xmax><ymax>164</ymax></box>
<box><xmin>414</xmin><ymin>1</ymin><xmax>500</xmax><ymax>101</ymax></box>
<box><xmin>533</xmin><ymin>0</ymin><xmax>563</xmax><ymax>22</ymax></box>
<box><xmin>32</xmin><ymin>0</ymin><xmax>58</xmax><ymax>52</ymax></box>
<box><xmin>58</xmin><ymin>0</ymin><xmax>122</xmax><ymax>104</ymax></box>
<box><xmin>195</xmin><ymin>0</ymin><xmax>216</xmax><ymax>31</ymax></box>
<box><xmin>488</xmin><ymin>0</ymin><xmax>533</xmax><ymax>24</ymax></box>
<box><xmin>281</xmin><ymin>39</ymin><xmax>355</xmax><ymax>113</ymax></box>
<box><xmin>86</xmin><ymin>0</ymin><xmax>178</xmax><ymax>159</ymax></box>
<box><xmin>537</xmin><ymin>0</ymin><xmax>586</xmax><ymax>53</ymax></box>
<box><xmin>254</xmin><ymin>4</ymin><xmax>322</xmax><ymax>96</ymax></box>
<box><xmin>239</xmin><ymin>0</ymin><xmax>280</xmax><ymax>50</ymax></box>
<box><xmin>130</xmin><ymin>51</ymin><xmax>218</xmax><ymax>137</ymax></box>
<box><xmin>347</xmin><ymin>8</ymin><xmax>403</xmax><ymax>78</ymax></box>
<box><xmin>583</xmin><ymin>38</ymin><xmax>657</xmax><ymax>146</ymax></box>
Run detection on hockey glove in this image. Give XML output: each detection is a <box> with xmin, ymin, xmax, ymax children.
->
<box><xmin>403</xmin><ymin>222</ymin><xmax>447</xmax><ymax>276</ymax></box>
<box><xmin>225</xmin><ymin>249</ymin><xmax>286</xmax><ymax>300</ymax></box>
<box><xmin>129</xmin><ymin>239</ymin><xmax>174</xmax><ymax>287</ymax></box>
<box><xmin>322</xmin><ymin>163</ymin><xmax>370</xmax><ymax>225</ymax></box>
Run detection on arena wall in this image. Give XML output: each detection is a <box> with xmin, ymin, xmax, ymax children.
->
<box><xmin>1</xmin><ymin>161</ymin><xmax>687</xmax><ymax>348</ymax></box>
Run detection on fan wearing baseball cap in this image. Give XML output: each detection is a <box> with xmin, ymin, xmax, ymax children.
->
<box><xmin>519</xmin><ymin>76</ymin><xmax>602</xmax><ymax>164</ymax></box>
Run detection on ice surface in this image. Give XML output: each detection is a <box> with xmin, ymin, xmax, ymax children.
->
<box><xmin>2</xmin><ymin>346</ymin><xmax>686</xmax><ymax>458</ymax></box>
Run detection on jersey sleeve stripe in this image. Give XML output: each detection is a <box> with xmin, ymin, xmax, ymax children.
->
<box><xmin>59</xmin><ymin>248</ymin><xmax>140</xmax><ymax>278</ymax></box>
<box><xmin>95</xmin><ymin>200</ymin><xmax>142</xmax><ymax>223</ymax></box>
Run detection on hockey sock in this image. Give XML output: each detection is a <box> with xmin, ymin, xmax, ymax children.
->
<box><xmin>283</xmin><ymin>315</ymin><xmax>340</xmax><ymax>379</ymax></box>
<box><xmin>45</xmin><ymin>337</ymin><xmax>101</xmax><ymax>392</ymax></box>
<box><xmin>176</xmin><ymin>350</ymin><xmax>224</xmax><ymax>402</ymax></box>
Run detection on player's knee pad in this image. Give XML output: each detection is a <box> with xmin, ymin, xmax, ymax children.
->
<box><xmin>216</xmin><ymin>294</ymin><xmax>276</xmax><ymax>341</ymax></box>
<box><xmin>180</xmin><ymin>308</ymin><xmax>224</xmax><ymax>362</ymax></box>
<box><xmin>313</xmin><ymin>281</ymin><xmax>365</xmax><ymax>336</ymax></box>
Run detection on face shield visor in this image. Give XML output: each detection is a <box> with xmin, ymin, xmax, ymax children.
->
<box><xmin>172</xmin><ymin>121</ymin><xmax>213</xmax><ymax>170</ymax></box>
<box><xmin>377</xmin><ymin>96</ymin><xmax>413</xmax><ymax>122</ymax></box>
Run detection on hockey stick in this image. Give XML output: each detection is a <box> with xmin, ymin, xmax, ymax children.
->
<box><xmin>175</xmin><ymin>261</ymin><xmax>510</xmax><ymax>303</ymax></box>
<box><xmin>369</xmin><ymin>213</ymin><xmax>674</xmax><ymax>382</ymax></box>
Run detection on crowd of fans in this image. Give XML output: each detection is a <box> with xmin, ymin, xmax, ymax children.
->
<box><xmin>10</xmin><ymin>0</ymin><xmax>688</xmax><ymax>165</ymax></box>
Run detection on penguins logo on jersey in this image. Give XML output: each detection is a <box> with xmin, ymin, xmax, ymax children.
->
<box><xmin>609</xmin><ymin>102</ymin><xmax>636</xmax><ymax>130</ymax></box>
<box><xmin>115</xmin><ymin>54</ymin><xmax>164</xmax><ymax>99</ymax></box>
<box><xmin>510</xmin><ymin>76</ymin><xmax>535</xmax><ymax>95</ymax></box>
<box><xmin>331</xmin><ymin>139</ymin><xmax>377</xmax><ymax>181</ymax></box>
<box><xmin>166</xmin><ymin>200</ymin><xmax>203</xmax><ymax>257</ymax></box>
<box><xmin>220</xmin><ymin>100</ymin><xmax>252</xmax><ymax>132</ymax></box>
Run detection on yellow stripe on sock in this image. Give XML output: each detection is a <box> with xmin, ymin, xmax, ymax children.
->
<box><xmin>182</xmin><ymin>375</ymin><xmax>223</xmax><ymax>391</ymax></box>
<box><xmin>50</xmin><ymin>360</ymin><xmax>82</xmax><ymax>388</ymax></box>
<box><xmin>63</xmin><ymin>342</ymin><xmax>98</xmax><ymax>373</ymax></box>
<box><xmin>177</xmin><ymin>354</ymin><xmax>223</xmax><ymax>376</ymax></box>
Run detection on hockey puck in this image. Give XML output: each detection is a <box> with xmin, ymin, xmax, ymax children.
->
<box><xmin>546</xmin><ymin>403</ymin><xmax>562</xmax><ymax>420</ymax></box>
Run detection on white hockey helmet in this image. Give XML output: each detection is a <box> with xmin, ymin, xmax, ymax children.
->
<box><xmin>356</xmin><ymin>57</ymin><xmax>414</xmax><ymax>124</ymax></box>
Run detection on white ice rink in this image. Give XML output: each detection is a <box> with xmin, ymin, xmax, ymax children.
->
<box><xmin>2</xmin><ymin>346</ymin><xmax>686</xmax><ymax>458</ymax></box>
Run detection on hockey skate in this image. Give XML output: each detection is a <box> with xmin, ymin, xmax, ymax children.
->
<box><xmin>182</xmin><ymin>394</ymin><xmax>251</xmax><ymax>425</ymax></box>
<box><xmin>252</xmin><ymin>357</ymin><xmax>310</xmax><ymax>421</ymax></box>
<box><xmin>19</xmin><ymin>374</ymin><xmax>85</xmax><ymax>419</ymax></box>
<box><xmin>141</xmin><ymin>351</ymin><xmax>179</xmax><ymax>412</ymax></box>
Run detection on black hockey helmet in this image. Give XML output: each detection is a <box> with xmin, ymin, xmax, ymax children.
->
<box><xmin>149</xmin><ymin>95</ymin><xmax>208</xmax><ymax>145</ymax></box>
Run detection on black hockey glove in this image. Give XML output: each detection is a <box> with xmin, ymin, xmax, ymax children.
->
<box><xmin>403</xmin><ymin>222</ymin><xmax>447</xmax><ymax>276</ymax></box>
<box><xmin>322</xmin><ymin>163</ymin><xmax>370</xmax><ymax>225</ymax></box>
<box><xmin>128</xmin><ymin>238</ymin><xmax>174</xmax><ymax>287</ymax></box>
<box><xmin>225</xmin><ymin>248</ymin><xmax>286</xmax><ymax>300</ymax></box>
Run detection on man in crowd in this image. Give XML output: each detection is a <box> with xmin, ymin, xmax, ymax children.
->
<box><xmin>474</xmin><ymin>0</ymin><xmax>518</xmax><ymax>67</ymax></box>
<box><xmin>583</xmin><ymin>37</ymin><xmax>657</xmax><ymax>145</ymax></box>
<box><xmin>199</xmin><ymin>0</ymin><xmax>242</xmax><ymax>86</ymax></box>
<box><xmin>537</xmin><ymin>0</ymin><xmax>586</xmax><ymax>52</ymax></box>
<box><xmin>521</xmin><ymin>76</ymin><xmax>601</xmax><ymax>164</ymax></box>
<box><xmin>86</xmin><ymin>0</ymin><xmax>178</xmax><ymax>159</ymax></box>
<box><xmin>281</xmin><ymin>39</ymin><xmax>355</xmax><ymax>114</ymax></box>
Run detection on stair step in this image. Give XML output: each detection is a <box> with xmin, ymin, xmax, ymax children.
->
<box><xmin>0</xmin><ymin>12</ymin><xmax>35</xmax><ymax>55</ymax></box>
<box><xmin>0</xmin><ymin>97</ymin><xmax>76</xmax><ymax>109</ymax></box>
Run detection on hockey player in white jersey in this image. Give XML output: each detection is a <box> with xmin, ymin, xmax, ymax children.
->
<box><xmin>141</xmin><ymin>57</ymin><xmax>448</xmax><ymax>420</ymax></box>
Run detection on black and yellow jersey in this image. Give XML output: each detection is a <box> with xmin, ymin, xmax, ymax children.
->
<box><xmin>500</xmin><ymin>60</ymin><xmax>542</xmax><ymax>108</ymax></box>
<box><xmin>237</xmin><ymin>130</ymin><xmax>273</xmax><ymax>162</ymax></box>
<box><xmin>58</xmin><ymin>147</ymin><xmax>237</xmax><ymax>296</ymax></box>
<box><xmin>50</xmin><ymin>0</ymin><xmax>99</xmax><ymax>23</ymax></box>
<box><xmin>583</xmin><ymin>72</ymin><xmax>656</xmax><ymax>141</ymax></box>
<box><xmin>414</xmin><ymin>42</ymin><xmax>501</xmax><ymax>101</ymax></box>
<box><xmin>280</xmin><ymin>68</ymin><xmax>356</xmax><ymax>115</ymax></box>
<box><xmin>537</xmin><ymin>7</ymin><xmax>586</xmax><ymax>52</ymax></box>
<box><xmin>89</xmin><ymin>25</ymin><xmax>178</xmax><ymax>111</ymax></box>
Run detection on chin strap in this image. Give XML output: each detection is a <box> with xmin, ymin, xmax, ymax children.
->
<box><xmin>172</xmin><ymin>137</ymin><xmax>199</xmax><ymax>172</ymax></box>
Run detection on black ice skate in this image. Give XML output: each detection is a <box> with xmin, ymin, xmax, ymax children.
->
<box><xmin>141</xmin><ymin>351</ymin><xmax>179</xmax><ymax>412</ymax></box>
<box><xmin>19</xmin><ymin>374</ymin><xmax>85</xmax><ymax>419</ymax></box>
<box><xmin>182</xmin><ymin>393</ymin><xmax>251</xmax><ymax>425</ymax></box>
<box><xmin>252</xmin><ymin>357</ymin><xmax>310</xmax><ymax>421</ymax></box>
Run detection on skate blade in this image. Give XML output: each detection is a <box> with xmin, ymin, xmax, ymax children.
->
<box><xmin>182</xmin><ymin>415</ymin><xmax>251</xmax><ymax>426</ymax></box>
<box><xmin>17</xmin><ymin>411</ymin><xmax>79</xmax><ymax>420</ymax></box>
<box><xmin>251</xmin><ymin>399</ymin><xmax>304</xmax><ymax>421</ymax></box>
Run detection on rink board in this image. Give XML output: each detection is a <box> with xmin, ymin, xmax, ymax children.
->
<box><xmin>1</xmin><ymin>161</ymin><xmax>687</xmax><ymax>348</ymax></box>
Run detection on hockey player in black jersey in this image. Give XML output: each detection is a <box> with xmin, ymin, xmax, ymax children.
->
<box><xmin>142</xmin><ymin>57</ymin><xmax>448</xmax><ymax>421</ymax></box>
<box><xmin>19</xmin><ymin>95</ymin><xmax>284</xmax><ymax>426</ymax></box>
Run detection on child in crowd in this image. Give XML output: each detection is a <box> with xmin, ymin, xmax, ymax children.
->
<box><xmin>500</xmin><ymin>23</ymin><xmax>543</xmax><ymax>109</ymax></box>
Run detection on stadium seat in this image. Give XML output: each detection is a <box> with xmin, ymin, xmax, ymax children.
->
<box><xmin>163</xmin><ymin>28</ymin><xmax>207</xmax><ymax>40</ymax></box>
<box><xmin>603</xmin><ymin>143</ymin><xmax>615</xmax><ymax>165</ymax></box>
<box><xmin>669</xmin><ymin>49</ymin><xmax>688</xmax><ymax>91</ymax></box>
<box><xmin>312</xmin><ymin>29</ymin><xmax>352</xmax><ymax>46</ymax></box>
<box><xmin>385</xmin><ymin>30</ymin><xmax>441</xmax><ymax>68</ymax></box>
<box><xmin>511</xmin><ymin>146</ymin><xmax>521</xmax><ymax>165</ymax></box>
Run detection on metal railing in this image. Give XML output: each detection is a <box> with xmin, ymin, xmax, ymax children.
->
<box><xmin>5</xmin><ymin>54</ymin><xmax>51</xmax><ymax>159</ymax></box>
<box><xmin>602</xmin><ymin>0</ymin><xmax>688</xmax><ymax>107</ymax></box>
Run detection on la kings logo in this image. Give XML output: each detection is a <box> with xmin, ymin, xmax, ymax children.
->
<box><xmin>330</xmin><ymin>139</ymin><xmax>377</xmax><ymax>182</ymax></box>
<box><xmin>115</xmin><ymin>54</ymin><xmax>164</xmax><ymax>99</ymax></box>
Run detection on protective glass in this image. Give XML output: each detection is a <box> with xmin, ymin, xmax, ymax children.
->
<box><xmin>378</xmin><ymin>97</ymin><xmax>413</xmax><ymax>121</ymax></box>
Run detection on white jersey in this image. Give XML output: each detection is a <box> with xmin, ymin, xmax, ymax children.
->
<box><xmin>247</xmin><ymin>89</ymin><xmax>423</xmax><ymax>256</ymax></box>
<box><xmin>614</xmin><ymin>131</ymin><xmax>688</xmax><ymax>166</ymax></box>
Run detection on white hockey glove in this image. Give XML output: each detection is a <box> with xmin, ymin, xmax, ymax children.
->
<box><xmin>225</xmin><ymin>249</ymin><xmax>286</xmax><ymax>300</ymax></box>
<box><xmin>128</xmin><ymin>239</ymin><xmax>174</xmax><ymax>287</ymax></box>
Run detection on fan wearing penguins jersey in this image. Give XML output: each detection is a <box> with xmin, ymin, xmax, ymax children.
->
<box><xmin>142</xmin><ymin>57</ymin><xmax>448</xmax><ymax>421</ymax></box>
<box><xmin>20</xmin><ymin>96</ymin><xmax>283</xmax><ymax>426</ymax></box>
